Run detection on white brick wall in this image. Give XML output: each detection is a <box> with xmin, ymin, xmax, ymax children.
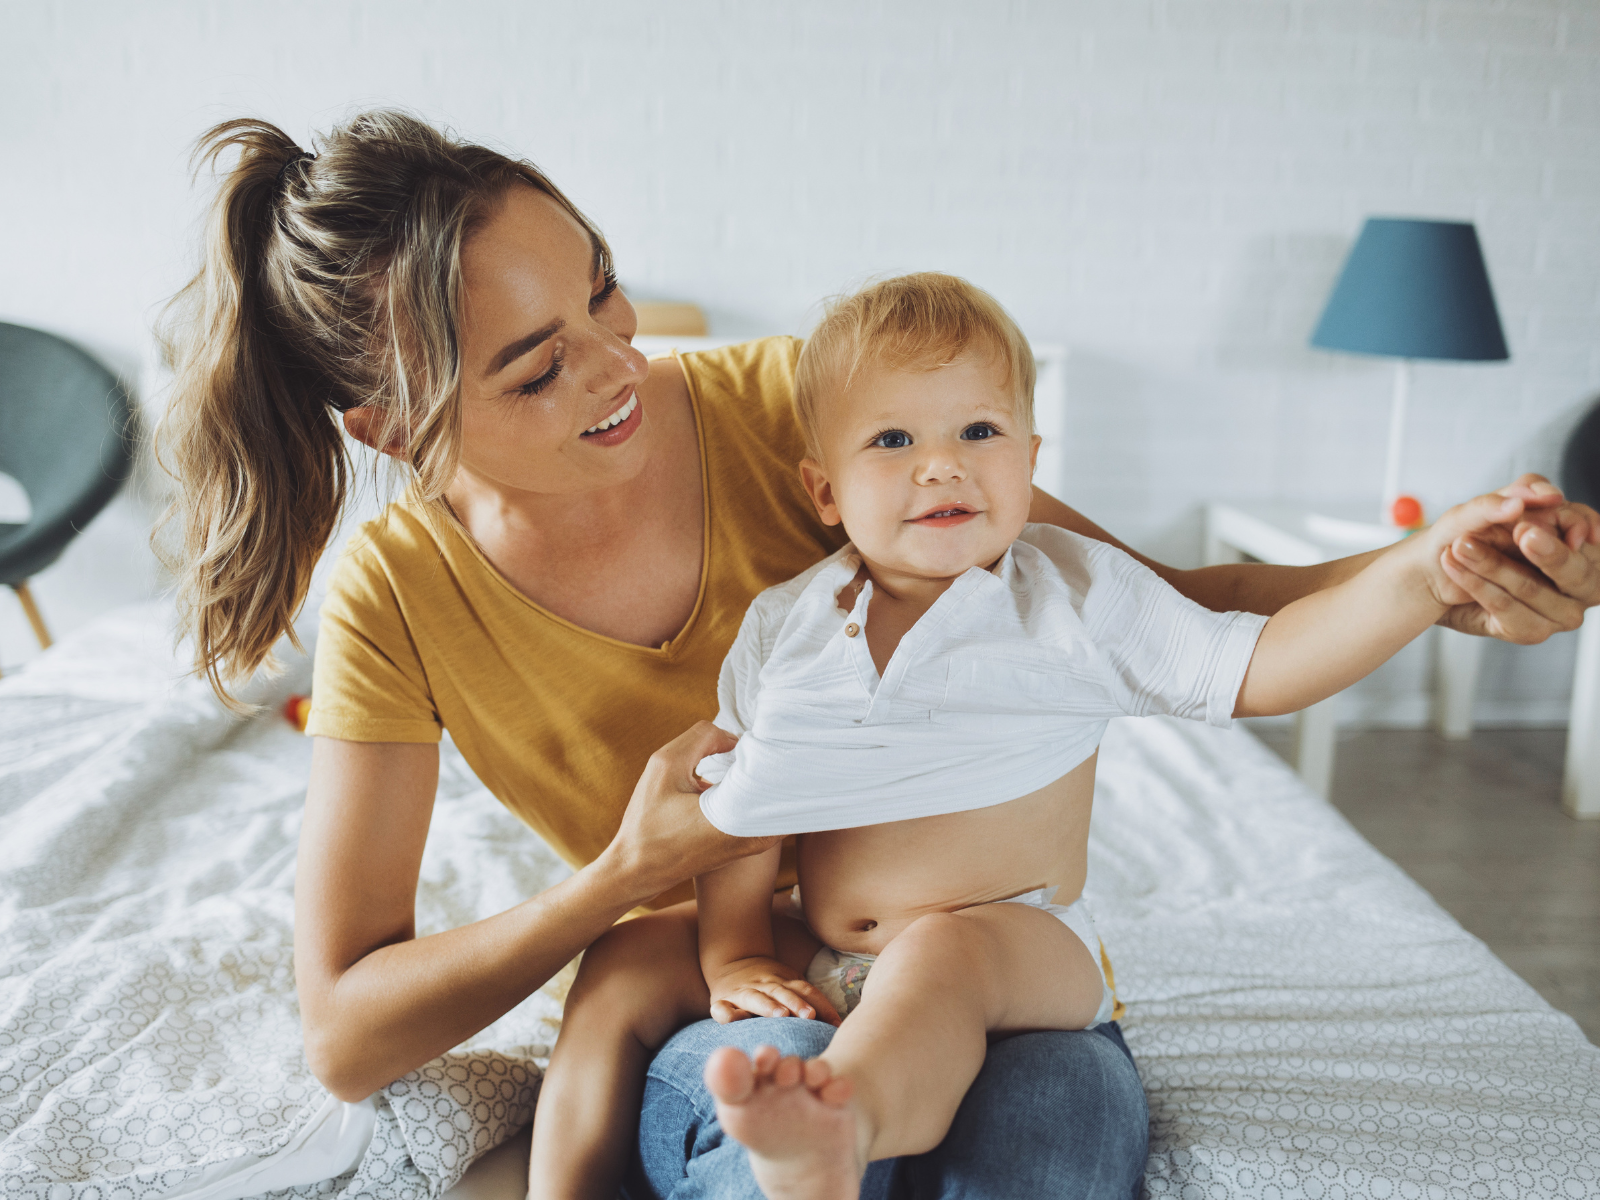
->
<box><xmin>2</xmin><ymin>0</ymin><xmax>1594</xmax><ymax>721</ymax></box>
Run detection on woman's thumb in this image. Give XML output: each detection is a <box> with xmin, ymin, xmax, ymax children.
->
<box><xmin>653</xmin><ymin>721</ymin><xmax>739</xmax><ymax>785</ymax></box>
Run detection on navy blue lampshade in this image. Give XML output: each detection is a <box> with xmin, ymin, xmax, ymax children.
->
<box><xmin>1311</xmin><ymin>217</ymin><xmax>1509</xmax><ymax>362</ymax></box>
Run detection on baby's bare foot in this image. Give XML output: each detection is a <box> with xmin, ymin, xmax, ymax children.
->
<box><xmin>704</xmin><ymin>1045</ymin><xmax>864</xmax><ymax>1200</ymax></box>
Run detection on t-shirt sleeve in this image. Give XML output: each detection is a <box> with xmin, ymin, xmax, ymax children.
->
<box><xmin>304</xmin><ymin>546</ymin><xmax>443</xmax><ymax>744</ymax></box>
<box><xmin>1075</xmin><ymin>540</ymin><xmax>1268</xmax><ymax>727</ymax></box>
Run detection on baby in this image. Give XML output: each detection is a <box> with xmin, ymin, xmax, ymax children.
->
<box><xmin>529</xmin><ymin>273</ymin><xmax>1562</xmax><ymax>1200</ymax></box>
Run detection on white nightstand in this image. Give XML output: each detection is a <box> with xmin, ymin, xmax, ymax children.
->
<box><xmin>1563</xmin><ymin>608</ymin><xmax>1600</xmax><ymax>819</ymax></box>
<box><xmin>1203</xmin><ymin>501</ymin><xmax>1486</xmax><ymax>799</ymax></box>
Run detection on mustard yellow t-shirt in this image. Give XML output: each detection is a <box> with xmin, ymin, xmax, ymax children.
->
<box><xmin>306</xmin><ymin>337</ymin><xmax>848</xmax><ymax>907</ymax></box>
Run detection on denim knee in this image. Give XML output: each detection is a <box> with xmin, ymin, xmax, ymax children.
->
<box><xmin>633</xmin><ymin>1018</ymin><xmax>843</xmax><ymax>1200</ymax></box>
<box><xmin>647</xmin><ymin>1016</ymin><xmax>838</xmax><ymax>1105</ymax></box>
<box><xmin>632</xmin><ymin>1019</ymin><xmax>1147</xmax><ymax>1200</ymax></box>
<box><xmin>899</xmin><ymin>1025</ymin><xmax>1149</xmax><ymax>1200</ymax></box>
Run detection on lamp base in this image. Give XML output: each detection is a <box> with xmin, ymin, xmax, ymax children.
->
<box><xmin>1381</xmin><ymin>360</ymin><xmax>1411</xmax><ymax>524</ymax></box>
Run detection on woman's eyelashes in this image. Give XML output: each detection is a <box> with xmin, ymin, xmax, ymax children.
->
<box><xmin>516</xmin><ymin>350</ymin><xmax>565</xmax><ymax>397</ymax></box>
<box><xmin>590</xmin><ymin>271</ymin><xmax>619</xmax><ymax>311</ymax></box>
<box><xmin>513</xmin><ymin>273</ymin><xmax>619</xmax><ymax>397</ymax></box>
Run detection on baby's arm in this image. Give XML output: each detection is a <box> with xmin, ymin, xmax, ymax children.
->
<box><xmin>695</xmin><ymin>848</ymin><xmax>841</xmax><ymax>1026</ymax></box>
<box><xmin>1236</xmin><ymin>492</ymin><xmax>1591</xmax><ymax>716</ymax></box>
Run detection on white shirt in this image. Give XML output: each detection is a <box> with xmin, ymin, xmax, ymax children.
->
<box><xmin>697</xmin><ymin>524</ymin><xmax>1268</xmax><ymax>837</ymax></box>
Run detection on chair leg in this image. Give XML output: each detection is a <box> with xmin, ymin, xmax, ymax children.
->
<box><xmin>12</xmin><ymin>581</ymin><xmax>52</xmax><ymax>650</ymax></box>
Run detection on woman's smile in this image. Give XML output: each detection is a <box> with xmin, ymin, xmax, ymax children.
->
<box><xmin>579</xmin><ymin>389</ymin><xmax>642</xmax><ymax>446</ymax></box>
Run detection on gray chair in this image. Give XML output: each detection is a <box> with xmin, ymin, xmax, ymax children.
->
<box><xmin>0</xmin><ymin>322</ymin><xmax>135</xmax><ymax>673</ymax></box>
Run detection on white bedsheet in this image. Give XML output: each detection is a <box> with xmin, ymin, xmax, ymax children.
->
<box><xmin>1</xmin><ymin>602</ymin><xmax>1596</xmax><ymax>1199</ymax></box>
<box><xmin>1091</xmin><ymin>716</ymin><xmax>1600</xmax><ymax>1198</ymax></box>
<box><xmin>0</xmin><ymin>605</ymin><xmax>568</xmax><ymax>1199</ymax></box>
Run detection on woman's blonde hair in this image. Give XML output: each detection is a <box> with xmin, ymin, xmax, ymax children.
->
<box><xmin>157</xmin><ymin>111</ymin><xmax>612</xmax><ymax>708</ymax></box>
<box><xmin>793</xmin><ymin>272</ymin><xmax>1036</xmax><ymax>458</ymax></box>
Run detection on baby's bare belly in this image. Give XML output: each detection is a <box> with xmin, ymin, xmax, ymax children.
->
<box><xmin>794</xmin><ymin>754</ymin><xmax>1097</xmax><ymax>956</ymax></box>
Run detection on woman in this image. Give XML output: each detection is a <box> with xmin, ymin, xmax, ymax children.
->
<box><xmin>160</xmin><ymin>111</ymin><xmax>1599</xmax><ymax>1200</ymax></box>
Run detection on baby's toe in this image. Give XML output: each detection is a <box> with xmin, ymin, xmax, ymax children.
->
<box><xmin>703</xmin><ymin>1046</ymin><xmax>755</xmax><ymax>1104</ymax></box>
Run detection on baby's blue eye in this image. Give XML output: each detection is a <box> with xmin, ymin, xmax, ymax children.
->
<box><xmin>962</xmin><ymin>423</ymin><xmax>998</xmax><ymax>440</ymax></box>
<box><xmin>873</xmin><ymin>430</ymin><xmax>912</xmax><ymax>449</ymax></box>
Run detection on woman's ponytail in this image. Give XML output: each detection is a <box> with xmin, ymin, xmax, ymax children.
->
<box><xmin>157</xmin><ymin>111</ymin><xmax>613</xmax><ymax>709</ymax></box>
<box><xmin>158</xmin><ymin>120</ymin><xmax>349</xmax><ymax>709</ymax></box>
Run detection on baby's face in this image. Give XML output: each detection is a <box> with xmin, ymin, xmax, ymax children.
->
<box><xmin>800</xmin><ymin>353</ymin><xmax>1040</xmax><ymax>582</ymax></box>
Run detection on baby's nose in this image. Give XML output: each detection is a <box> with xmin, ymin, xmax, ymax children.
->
<box><xmin>917</xmin><ymin>453</ymin><xmax>967</xmax><ymax>482</ymax></box>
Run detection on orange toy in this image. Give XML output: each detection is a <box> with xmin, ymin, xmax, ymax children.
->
<box><xmin>283</xmin><ymin>694</ymin><xmax>312</xmax><ymax>733</ymax></box>
<box><xmin>1389</xmin><ymin>494</ymin><xmax>1424</xmax><ymax>531</ymax></box>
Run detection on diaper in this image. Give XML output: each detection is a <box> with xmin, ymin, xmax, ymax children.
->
<box><xmin>802</xmin><ymin>887</ymin><xmax>1117</xmax><ymax>1027</ymax></box>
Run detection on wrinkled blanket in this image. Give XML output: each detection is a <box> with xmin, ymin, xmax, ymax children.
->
<box><xmin>0</xmin><ymin>604</ymin><xmax>568</xmax><ymax>1199</ymax></box>
<box><xmin>2</xmin><ymin>602</ymin><xmax>1598</xmax><ymax>1200</ymax></box>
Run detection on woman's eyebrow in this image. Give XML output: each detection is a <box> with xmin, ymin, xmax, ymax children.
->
<box><xmin>485</xmin><ymin>318</ymin><xmax>565</xmax><ymax>378</ymax></box>
<box><xmin>483</xmin><ymin>239</ymin><xmax>605</xmax><ymax>379</ymax></box>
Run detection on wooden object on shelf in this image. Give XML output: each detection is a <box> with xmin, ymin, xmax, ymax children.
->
<box><xmin>633</xmin><ymin>302</ymin><xmax>708</xmax><ymax>338</ymax></box>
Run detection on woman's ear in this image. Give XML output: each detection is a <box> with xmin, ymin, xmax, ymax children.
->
<box><xmin>798</xmin><ymin>458</ymin><xmax>842</xmax><ymax>527</ymax></box>
<box><xmin>342</xmin><ymin>407</ymin><xmax>409</xmax><ymax>458</ymax></box>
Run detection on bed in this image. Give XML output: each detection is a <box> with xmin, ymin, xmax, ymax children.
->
<box><xmin>1</xmin><ymin>602</ymin><xmax>1596</xmax><ymax>1199</ymax></box>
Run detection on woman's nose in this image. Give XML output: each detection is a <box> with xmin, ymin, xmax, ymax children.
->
<box><xmin>585</xmin><ymin>326</ymin><xmax>650</xmax><ymax>393</ymax></box>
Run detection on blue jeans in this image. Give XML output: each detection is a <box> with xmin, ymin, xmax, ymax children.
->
<box><xmin>628</xmin><ymin>1018</ymin><xmax>1148</xmax><ymax>1199</ymax></box>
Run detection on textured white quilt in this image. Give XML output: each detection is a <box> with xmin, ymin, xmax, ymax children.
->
<box><xmin>1</xmin><ymin>602</ymin><xmax>1596</xmax><ymax>1199</ymax></box>
<box><xmin>0</xmin><ymin>605</ymin><xmax>567</xmax><ymax>1199</ymax></box>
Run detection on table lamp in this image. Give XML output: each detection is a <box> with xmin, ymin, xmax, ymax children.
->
<box><xmin>1310</xmin><ymin>217</ymin><xmax>1509</xmax><ymax>525</ymax></box>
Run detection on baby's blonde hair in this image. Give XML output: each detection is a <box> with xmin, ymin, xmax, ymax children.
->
<box><xmin>794</xmin><ymin>273</ymin><xmax>1036</xmax><ymax>458</ymax></box>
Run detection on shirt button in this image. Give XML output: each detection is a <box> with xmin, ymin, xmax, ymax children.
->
<box><xmin>845</xmin><ymin>623</ymin><xmax>860</xmax><ymax>637</ymax></box>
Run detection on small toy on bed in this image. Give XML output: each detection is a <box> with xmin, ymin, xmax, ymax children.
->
<box><xmin>283</xmin><ymin>693</ymin><xmax>311</xmax><ymax>732</ymax></box>
<box><xmin>1390</xmin><ymin>494</ymin><xmax>1425</xmax><ymax>531</ymax></box>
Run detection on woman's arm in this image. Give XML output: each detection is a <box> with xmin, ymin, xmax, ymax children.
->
<box><xmin>1029</xmin><ymin>474</ymin><xmax>1600</xmax><ymax>643</ymax></box>
<box><xmin>294</xmin><ymin>722</ymin><xmax>773</xmax><ymax>1101</ymax></box>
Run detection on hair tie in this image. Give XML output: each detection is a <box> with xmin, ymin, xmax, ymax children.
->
<box><xmin>275</xmin><ymin>150</ymin><xmax>315</xmax><ymax>192</ymax></box>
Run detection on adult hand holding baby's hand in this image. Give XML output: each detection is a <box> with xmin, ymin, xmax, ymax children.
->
<box><xmin>603</xmin><ymin>721</ymin><xmax>780</xmax><ymax>902</ymax></box>
<box><xmin>1433</xmin><ymin>476</ymin><xmax>1600</xmax><ymax>644</ymax></box>
<box><xmin>709</xmin><ymin>958</ymin><xmax>843</xmax><ymax>1027</ymax></box>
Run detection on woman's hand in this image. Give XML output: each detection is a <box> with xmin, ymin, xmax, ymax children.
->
<box><xmin>1437</xmin><ymin>475</ymin><xmax>1600</xmax><ymax>644</ymax></box>
<box><xmin>708</xmin><ymin>957</ymin><xmax>842</xmax><ymax>1026</ymax></box>
<box><xmin>600</xmin><ymin>721</ymin><xmax>782</xmax><ymax>902</ymax></box>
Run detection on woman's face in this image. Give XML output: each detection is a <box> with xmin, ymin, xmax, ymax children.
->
<box><xmin>454</xmin><ymin>185</ymin><xmax>652</xmax><ymax>496</ymax></box>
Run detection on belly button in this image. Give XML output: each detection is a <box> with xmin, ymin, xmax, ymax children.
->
<box><xmin>856</xmin><ymin>920</ymin><xmax>877</xmax><ymax>932</ymax></box>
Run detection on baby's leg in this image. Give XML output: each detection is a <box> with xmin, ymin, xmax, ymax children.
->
<box><xmin>704</xmin><ymin>903</ymin><xmax>1104</xmax><ymax>1200</ymax></box>
<box><xmin>528</xmin><ymin>902</ymin><xmax>708</xmax><ymax>1200</ymax></box>
<box><xmin>529</xmin><ymin>897</ymin><xmax>821</xmax><ymax>1200</ymax></box>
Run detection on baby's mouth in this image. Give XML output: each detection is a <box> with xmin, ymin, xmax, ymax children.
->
<box><xmin>909</xmin><ymin>504</ymin><xmax>979</xmax><ymax>526</ymax></box>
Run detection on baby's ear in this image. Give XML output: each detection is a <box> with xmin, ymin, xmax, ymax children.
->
<box><xmin>1028</xmin><ymin>433</ymin><xmax>1042</xmax><ymax>474</ymax></box>
<box><xmin>798</xmin><ymin>458</ymin><xmax>843</xmax><ymax>526</ymax></box>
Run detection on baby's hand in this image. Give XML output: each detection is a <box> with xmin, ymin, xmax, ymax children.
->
<box><xmin>708</xmin><ymin>958</ymin><xmax>842</xmax><ymax>1027</ymax></box>
<box><xmin>1488</xmin><ymin>477</ymin><xmax>1600</xmax><ymax>557</ymax></box>
<box><xmin>1416</xmin><ymin>488</ymin><xmax>1597</xmax><ymax>637</ymax></box>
